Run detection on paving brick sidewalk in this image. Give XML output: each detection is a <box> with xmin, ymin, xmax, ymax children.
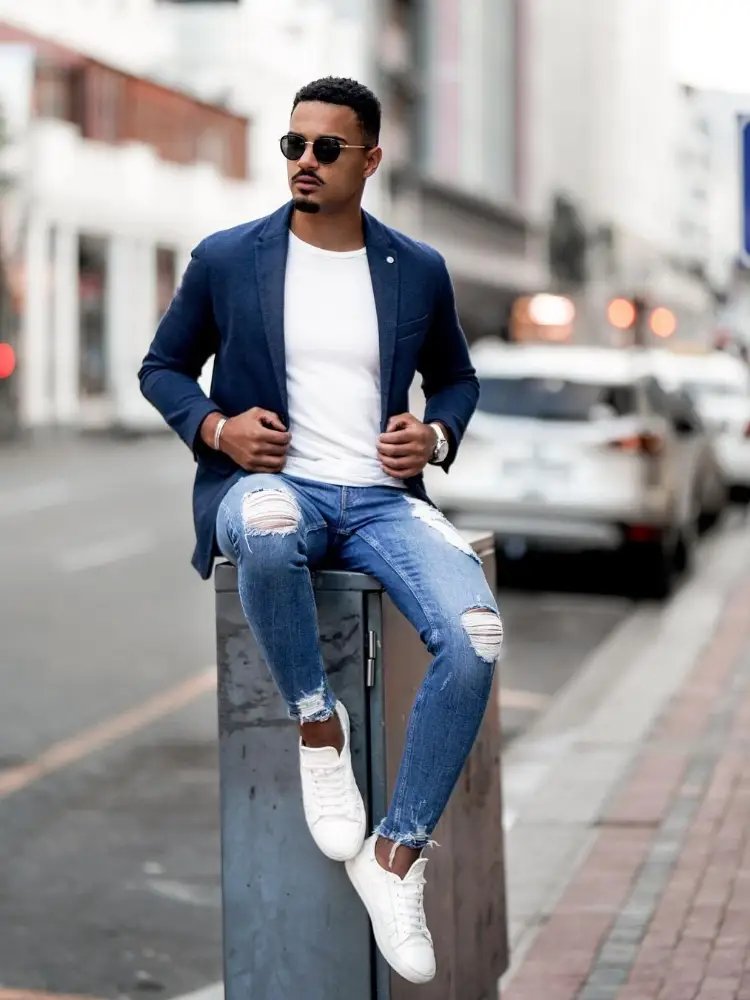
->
<box><xmin>504</xmin><ymin>578</ymin><xmax>750</xmax><ymax>1000</ymax></box>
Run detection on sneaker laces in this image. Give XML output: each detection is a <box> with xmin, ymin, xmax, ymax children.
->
<box><xmin>393</xmin><ymin>874</ymin><xmax>428</xmax><ymax>940</ymax></box>
<box><xmin>310</xmin><ymin>762</ymin><xmax>358</xmax><ymax>819</ymax></box>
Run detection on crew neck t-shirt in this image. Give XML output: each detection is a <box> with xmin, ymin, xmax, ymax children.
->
<box><xmin>281</xmin><ymin>231</ymin><xmax>405</xmax><ymax>489</ymax></box>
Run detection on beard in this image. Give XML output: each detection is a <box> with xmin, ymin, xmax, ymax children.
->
<box><xmin>293</xmin><ymin>198</ymin><xmax>321</xmax><ymax>214</ymax></box>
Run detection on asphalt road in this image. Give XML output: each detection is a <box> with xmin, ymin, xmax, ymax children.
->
<box><xmin>0</xmin><ymin>434</ymin><xmax>655</xmax><ymax>998</ymax></box>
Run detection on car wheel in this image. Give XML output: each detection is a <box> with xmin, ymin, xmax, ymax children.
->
<box><xmin>698</xmin><ymin>481</ymin><xmax>728</xmax><ymax>533</ymax></box>
<box><xmin>673</xmin><ymin>526</ymin><xmax>694</xmax><ymax>576</ymax></box>
<box><xmin>697</xmin><ymin>506</ymin><xmax>722</xmax><ymax>533</ymax></box>
<box><xmin>623</xmin><ymin>537</ymin><xmax>677</xmax><ymax>600</ymax></box>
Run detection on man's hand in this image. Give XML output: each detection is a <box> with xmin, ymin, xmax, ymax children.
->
<box><xmin>377</xmin><ymin>413</ymin><xmax>438</xmax><ymax>479</ymax></box>
<box><xmin>202</xmin><ymin>407</ymin><xmax>291</xmax><ymax>473</ymax></box>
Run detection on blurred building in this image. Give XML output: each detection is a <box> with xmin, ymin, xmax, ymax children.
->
<box><xmin>0</xmin><ymin>23</ymin><xmax>255</xmax><ymax>432</ymax></box>
<box><xmin>153</xmin><ymin>0</ymin><xmax>549</xmax><ymax>343</ymax></box>
<box><xmin>524</xmin><ymin>0</ymin><xmax>714</xmax><ymax>346</ymax></box>
<box><xmin>374</xmin><ymin>0</ymin><xmax>548</xmax><ymax>342</ymax></box>
<box><xmin>681</xmin><ymin>86</ymin><xmax>750</xmax><ymax>348</ymax></box>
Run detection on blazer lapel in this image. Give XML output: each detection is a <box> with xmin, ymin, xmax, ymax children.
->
<box><xmin>255</xmin><ymin>225</ymin><xmax>290</xmax><ymax>419</ymax></box>
<box><xmin>365</xmin><ymin>213</ymin><xmax>398</xmax><ymax>431</ymax></box>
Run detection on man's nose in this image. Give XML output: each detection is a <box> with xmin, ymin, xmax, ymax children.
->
<box><xmin>297</xmin><ymin>142</ymin><xmax>319</xmax><ymax>171</ymax></box>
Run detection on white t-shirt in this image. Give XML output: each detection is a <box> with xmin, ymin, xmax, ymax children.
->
<box><xmin>282</xmin><ymin>230</ymin><xmax>405</xmax><ymax>489</ymax></box>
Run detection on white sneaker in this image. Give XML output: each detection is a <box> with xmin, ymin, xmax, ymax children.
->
<box><xmin>345</xmin><ymin>834</ymin><xmax>436</xmax><ymax>984</ymax></box>
<box><xmin>299</xmin><ymin>701</ymin><xmax>366</xmax><ymax>862</ymax></box>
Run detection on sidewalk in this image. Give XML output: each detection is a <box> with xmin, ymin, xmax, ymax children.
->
<box><xmin>500</xmin><ymin>520</ymin><xmax>750</xmax><ymax>1000</ymax></box>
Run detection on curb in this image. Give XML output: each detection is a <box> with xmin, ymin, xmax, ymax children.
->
<box><xmin>500</xmin><ymin>515</ymin><xmax>750</xmax><ymax>988</ymax></box>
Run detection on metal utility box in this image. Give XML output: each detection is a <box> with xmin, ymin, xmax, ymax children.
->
<box><xmin>214</xmin><ymin>530</ymin><xmax>508</xmax><ymax>1000</ymax></box>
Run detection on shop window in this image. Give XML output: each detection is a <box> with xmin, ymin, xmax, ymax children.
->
<box><xmin>78</xmin><ymin>235</ymin><xmax>109</xmax><ymax>397</ymax></box>
<box><xmin>156</xmin><ymin>247</ymin><xmax>177</xmax><ymax>323</ymax></box>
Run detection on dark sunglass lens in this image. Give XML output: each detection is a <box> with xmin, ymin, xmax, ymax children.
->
<box><xmin>313</xmin><ymin>137</ymin><xmax>342</xmax><ymax>164</ymax></box>
<box><xmin>280</xmin><ymin>134</ymin><xmax>305</xmax><ymax>160</ymax></box>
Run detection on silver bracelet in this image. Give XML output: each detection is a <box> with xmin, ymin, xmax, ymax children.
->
<box><xmin>213</xmin><ymin>416</ymin><xmax>228</xmax><ymax>451</ymax></box>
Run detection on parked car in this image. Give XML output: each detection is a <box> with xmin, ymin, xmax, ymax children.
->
<box><xmin>425</xmin><ymin>343</ymin><xmax>722</xmax><ymax>597</ymax></box>
<box><xmin>648</xmin><ymin>349</ymin><xmax>750</xmax><ymax>501</ymax></box>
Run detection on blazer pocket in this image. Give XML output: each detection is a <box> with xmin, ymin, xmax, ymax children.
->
<box><xmin>396</xmin><ymin>313</ymin><xmax>429</xmax><ymax>340</ymax></box>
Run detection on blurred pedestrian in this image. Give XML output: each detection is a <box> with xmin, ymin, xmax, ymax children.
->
<box><xmin>139</xmin><ymin>76</ymin><xmax>503</xmax><ymax>985</ymax></box>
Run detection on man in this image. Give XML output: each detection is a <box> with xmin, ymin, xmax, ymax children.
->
<box><xmin>139</xmin><ymin>77</ymin><xmax>503</xmax><ymax>985</ymax></box>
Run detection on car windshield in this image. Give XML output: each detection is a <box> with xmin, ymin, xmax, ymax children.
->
<box><xmin>683</xmin><ymin>379</ymin><xmax>748</xmax><ymax>400</ymax></box>
<box><xmin>477</xmin><ymin>376</ymin><xmax>637</xmax><ymax>421</ymax></box>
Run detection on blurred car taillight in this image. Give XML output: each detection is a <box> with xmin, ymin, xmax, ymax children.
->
<box><xmin>625</xmin><ymin>524</ymin><xmax>663</xmax><ymax>542</ymax></box>
<box><xmin>0</xmin><ymin>343</ymin><xmax>16</xmax><ymax>379</ymax></box>
<box><xmin>606</xmin><ymin>433</ymin><xmax>664</xmax><ymax>455</ymax></box>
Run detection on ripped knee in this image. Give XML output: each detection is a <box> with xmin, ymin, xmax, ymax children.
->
<box><xmin>241</xmin><ymin>489</ymin><xmax>301</xmax><ymax>537</ymax></box>
<box><xmin>404</xmin><ymin>497</ymin><xmax>480</xmax><ymax>561</ymax></box>
<box><xmin>461</xmin><ymin>606</ymin><xmax>504</xmax><ymax>663</ymax></box>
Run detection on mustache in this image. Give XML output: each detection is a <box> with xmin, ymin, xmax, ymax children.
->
<box><xmin>293</xmin><ymin>170</ymin><xmax>323</xmax><ymax>185</ymax></box>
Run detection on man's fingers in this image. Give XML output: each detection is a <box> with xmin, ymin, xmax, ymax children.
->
<box><xmin>253</xmin><ymin>444</ymin><xmax>288</xmax><ymax>458</ymax></box>
<box><xmin>379</xmin><ymin>428</ymin><xmax>417</xmax><ymax>445</ymax></box>
<box><xmin>382</xmin><ymin>457</ymin><xmax>417</xmax><ymax>472</ymax></box>
<box><xmin>386</xmin><ymin>413</ymin><xmax>414</xmax><ymax>432</ymax></box>
<box><xmin>378</xmin><ymin>442</ymin><xmax>416</xmax><ymax>458</ymax></box>
<box><xmin>256</xmin><ymin>410</ymin><xmax>287</xmax><ymax>432</ymax></box>
<box><xmin>254</xmin><ymin>426</ymin><xmax>291</xmax><ymax>445</ymax></box>
<box><xmin>382</xmin><ymin>466</ymin><xmax>418</xmax><ymax>479</ymax></box>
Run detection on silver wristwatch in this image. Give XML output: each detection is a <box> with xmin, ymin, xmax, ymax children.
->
<box><xmin>428</xmin><ymin>422</ymin><xmax>450</xmax><ymax>465</ymax></box>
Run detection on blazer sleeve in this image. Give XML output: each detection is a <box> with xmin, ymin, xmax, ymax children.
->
<box><xmin>418</xmin><ymin>256</ymin><xmax>479</xmax><ymax>471</ymax></box>
<box><xmin>137</xmin><ymin>244</ymin><xmax>221</xmax><ymax>458</ymax></box>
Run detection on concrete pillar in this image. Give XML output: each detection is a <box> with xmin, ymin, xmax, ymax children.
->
<box><xmin>20</xmin><ymin>210</ymin><xmax>51</xmax><ymax>427</ymax></box>
<box><xmin>108</xmin><ymin>236</ymin><xmax>161</xmax><ymax>428</ymax></box>
<box><xmin>107</xmin><ymin>234</ymin><xmax>138</xmax><ymax>426</ymax></box>
<box><xmin>52</xmin><ymin>224</ymin><xmax>79</xmax><ymax>424</ymax></box>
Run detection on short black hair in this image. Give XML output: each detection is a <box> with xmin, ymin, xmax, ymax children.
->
<box><xmin>292</xmin><ymin>77</ymin><xmax>381</xmax><ymax>145</ymax></box>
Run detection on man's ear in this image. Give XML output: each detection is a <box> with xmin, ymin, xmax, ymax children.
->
<box><xmin>364</xmin><ymin>146</ymin><xmax>383</xmax><ymax>179</ymax></box>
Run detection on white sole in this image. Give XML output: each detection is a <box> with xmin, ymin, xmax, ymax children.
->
<box><xmin>345</xmin><ymin>858</ymin><xmax>435</xmax><ymax>985</ymax></box>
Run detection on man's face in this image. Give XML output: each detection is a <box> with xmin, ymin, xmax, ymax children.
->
<box><xmin>285</xmin><ymin>101</ymin><xmax>381</xmax><ymax>214</ymax></box>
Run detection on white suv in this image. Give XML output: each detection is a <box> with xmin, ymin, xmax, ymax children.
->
<box><xmin>425</xmin><ymin>343</ymin><xmax>725</xmax><ymax>597</ymax></box>
<box><xmin>648</xmin><ymin>349</ymin><xmax>750</xmax><ymax>501</ymax></box>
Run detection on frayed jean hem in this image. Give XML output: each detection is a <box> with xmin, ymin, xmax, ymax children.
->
<box><xmin>286</xmin><ymin>685</ymin><xmax>337</xmax><ymax>724</ymax></box>
<box><xmin>372</xmin><ymin>820</ymin><xmax>436</xmax><ymax>852</ymax></box>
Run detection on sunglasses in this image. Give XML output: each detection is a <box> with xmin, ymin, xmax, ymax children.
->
<box><xmin>280</xmin><ymin>132</ymin><xmax>371</xmax><ymax>165</ymax></box>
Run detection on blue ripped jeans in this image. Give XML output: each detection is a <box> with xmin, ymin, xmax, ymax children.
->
<box><xmin>215</xmin><ymin>473</ymin><xmax>503</xmax><ymax>850</ymax></box>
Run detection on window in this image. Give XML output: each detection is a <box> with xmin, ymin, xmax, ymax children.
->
<box><xmin>156</xmin><ymin>247</ymin><xmax>177</xmax><ymax>324</ymax></box>
<box><xmin>642</xmin><ymin>378</ymin><xmax>672</xmax><ymax>417</ymax></box>
<box><xmin>78</xmin><ymin>235</ymin><xmax>109</xmax><ymax>397</ymax></box>
<box><xmin>477</xmin><ymin>377</ymin><xmax>637</xmax><ymax>421</ymax></box>
<box><xmin>35</xmin><ymin>65</ymin><xmax>82</xmax><ymax>124</ymax></box>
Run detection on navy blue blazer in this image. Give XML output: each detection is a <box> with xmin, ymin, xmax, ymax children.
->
<box><xmin>138</xmin><ymin>202</ymin><xmax>479</xmax><ymax>579</ymax></box>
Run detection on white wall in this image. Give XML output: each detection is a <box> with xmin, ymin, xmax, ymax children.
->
<box><xmin>0</xmin><ymin>0</ymin><xmax>171</xmax><ymax>75</ymax></box>
<box><xmin>524</xmin><ymin>0</ymin><xmax>712</xmax><ymax>339</ymax></box>
<box><xmin>525</xmin><ymin>0</ymin><xmax>677</xmax><ymax>248</ymax></box>
<box><xmin>153</xmin><ymin>0</ymin><xmax>380</xmax><ymax>215</ymax></box>
<box><xmin>13</xmin><ymin>119</ymin><xmax>259</xmax><ymax>429</ymax></box>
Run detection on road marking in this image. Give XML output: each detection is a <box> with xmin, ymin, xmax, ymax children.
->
<box><xmin>500</xmin><ymin>687</ymin><xmax>551</xmax><ymax>711</ymax></box>
<box><xmin>0</xmin><ymin>668</ymin><xmax>216</xmax><ymax>799</ymax></box>
<box><xmin>170</xmin><ymin>984</ymin><xmax>223</xmax><ymax>1000</ymax></box>
<box><xmin>0</xmin><ymin>481</ymin><xmax>73</xmax><ymax>518</ymax></box>
<box><xmin>57</xmin><ymin>533</ymin><xmax>155</xmax><ymax>572</ymax></box>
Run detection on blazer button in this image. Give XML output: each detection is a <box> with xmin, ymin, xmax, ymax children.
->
<box><xmin>386</xmin><ymin>256</ymin><xmax>394</xmax><ymax>264</ymax></box>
